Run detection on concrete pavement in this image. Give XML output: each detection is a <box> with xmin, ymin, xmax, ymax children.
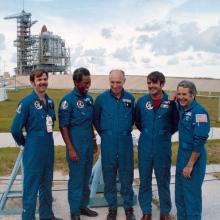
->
<box><xmin>1</xmin><ymin>165</ymin><xmax>220</xmax><ymax>219</ymax></box>
<box><xmin>1</xmin><ymin>127</ymin><xmax>220</xmax><ymax>148</ymax></box>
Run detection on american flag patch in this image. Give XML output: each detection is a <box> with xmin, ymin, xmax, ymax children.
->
<box><xmin>196</xmin><ymin>114</ymin><xmax>208</xmax><ymax>123</ymax></box>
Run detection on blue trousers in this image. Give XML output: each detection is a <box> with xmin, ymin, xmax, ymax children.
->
<box><xmin>22</xmin><ymin>164</ymin><xmax>54</xmax><ymax>220</ymax></box>
<box><xmin>66</xmin><ymin>146</ymin><xmax>93</xmax><ymax>215</ymax></box>
<box><xmin>175</xmin><ymin>150</ymin><xmax>206</xmax><ymax>220</ymax></box>
<box><xmin>138</xmin><ymin>156</ymin><xmax>171</xmax><ymax>214</ymax></box>
<box><xmin>101</xmin><ymin>133</ymin><xmax>134</xmax><ymax>209</ymax></box>
<box><xmin>138</xmin><ymin>132</ymin><xmax>172</xmax><ymax>214</ymax></box>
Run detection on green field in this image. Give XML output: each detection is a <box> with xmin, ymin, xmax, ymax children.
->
<box><xmin>0</xmin><ymin>88</ymin><xmax>219</xmax><ymax>132</ymax></box>
<box><xmin>0</xmin><ymin>139</ymin><xmax>220</xmax><ymax>176</ymax></box>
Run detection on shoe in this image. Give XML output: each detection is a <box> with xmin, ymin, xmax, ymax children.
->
<box><xmin>40</xmin><ymin>217</ymin><xmax>63</xmax><ymax>220</ymax></box>
<box><xmin>125</xmin><ymin>208</ymin><xmax>136</xmax><ymax>220</ymax></box>
<box><xmin>71</xmin><ymin>214</ymin><xmax>81</xmax><ymax>220</ymax></box>
<box><xmin>80</xmin><ymin>207</ymin><xmax>98</xmax><ymax>217</ymax></box>
<box><xmin>106</xmin><ymin>209</ymin><xmax>117</xmax><ymax>220</ymax></box>
<box><xmin>160</xmin><ymin>214</ymin><xmax>170</xmax><ymax>220</ymax></box>
<box><xmin>141</xmin><ymin>214</ymin><xmax>152</xmax><ymax>220</ymax></box>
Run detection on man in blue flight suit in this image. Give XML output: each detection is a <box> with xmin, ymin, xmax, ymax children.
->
<box><xmin>11</xmin><ymin>69</ymin><xmax>62</xmax><ymax>220</ymax></box>
<box><xmin>93</xmin><ymin>69</ymin><xmax>136</xmax><ymax>220</ymax></box>
<box><xmin>58</xmin><ymin>67</ymin><xmax>98</xmax><ymax>220</ymax></box>
<box><xmin>135</xmin><ymin>71</ymin><xmax>178</xmax><ymax>220</ymax></box>
<box><xmin>175</xmin><ymin>80</ymin><xmax>210</xmax><ymax>220</ymax></box>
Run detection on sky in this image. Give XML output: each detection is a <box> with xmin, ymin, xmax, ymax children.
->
<box><xmin>1</xmin><ymin>0</ymin><xmax>220</xmax><ymax>78</ymax></box>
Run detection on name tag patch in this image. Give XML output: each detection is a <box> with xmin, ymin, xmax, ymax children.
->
<box><xmin>160</xmin><ymin>104</ymin><xmax>169</xmax><ymax>108</ymax></box>
<box><xmin>123</xmin><ymin>99</ymin><xmax>131</xmax><ymax>107</ymax></box>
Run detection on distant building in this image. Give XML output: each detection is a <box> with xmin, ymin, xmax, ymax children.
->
<box><xmin>4</xmin><ymin>10</ymin><xmax>70</xmax><ymax>75</ymax></box>
<box><xmin>3</xmin><ymin>72</ymin><xmax>10</xmax><ymax>78</ymax></box>
<box><xmin>32</xmin><ymin>25</ymin><xmax>70</xmax><ymax>74</ymax></box>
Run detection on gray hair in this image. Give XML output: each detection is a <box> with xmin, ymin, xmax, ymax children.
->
<box><xmin>109</xmin><ymin>69</ymin><xmax>125</xmax><ymax>76</ymax></box>
<box><xmin>177</xmin><ymin>80</ymin><xmax>197</xmax><ymax>96</ymax></box>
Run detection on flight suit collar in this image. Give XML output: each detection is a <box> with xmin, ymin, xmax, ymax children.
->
<box><xmin>109</xmin><ymin>88</ymin><xmax>125</xmax><ymax>100</ymax></box>
<box><xmin>31</xmin><ymin>90</ymin><xmax>50</xmax><ymax>101</ymax></box>
<box><xmin>147</xmin><ymin>91</ymin><xmax>168</xmax><ymax>106</ymax></box>
<box><xmin>72</xmin><ymin>87</ymin><xmax>87</xmax><ymax>98</ymax></box>
<box><xmin>181</xmin><ymin>99</ymin><xmax>197</xmax><ymax>112</ymax></box>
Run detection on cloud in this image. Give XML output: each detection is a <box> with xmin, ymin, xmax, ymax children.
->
<box><xmin>193</xmin><ymin>24</ymin><xmax>220</xmax><ymax>54</ymax></box>
<box><xmin>144</xmin><ymin>22</ymin><xmax>202</xmax><ymax>55</ymax></box>
<box><xmin>70</xmin><ymin>45</ymin><xmax>84</xmax><ymax>62</ymax></box>
<box><xmin>151</xmin><ymin>30</ymin><xmax>190</xmax><ymax>55</ymax></box>
<box><xmin>101</xmin><ymin>28</ymin><xmax>113</xmax><ymax>39</ymax></box>
<box><xmin>185</xmin><ymin>55</ymin><xmax>194</xmax><ymax>60</ymax></box>
<box><xmin>172</xmin><ymin>0</ymin><xmax>220</xmax><ymax>14</ymax></box>
<box><xmin>31</xmin><ymin>0</ymin><xmax>54</xmax><ymax>2</ymax></box>
<box><xmin>167</xmin><ymin>57</ymin><xmax>179</xmax><ymax>65</ymax></box>
<box><xmin>136</xmin><ymin>35</ymin><xmax>152</xmax><ymax>48</ymax></box>
<box><xmin>144</xmin><ymin>21</ymin><xmax>220</xmax><ymax>55</ymax></box>
<box><xmin>0</xmin><ymin>33</ymin><xmax>5</xmax><ymax>50</ymax></box>
<box><xmin>83</xmin><ymin>48</ymin><xmax>106</xmax><ymax>65</ymax></box>
<box><xmin>136</xmin><ymin>22</ymin><xmax>162</xmax><ymax>32</ymax></box>
<box><xmin>141</xmin><ymin>58</ymin><xmax>151</xmax><ymax>64</ymax></box>
<box><xmin>112</xmin><ymin>47</ymin><xmax>134</xmax><ymax>62</ymax></box>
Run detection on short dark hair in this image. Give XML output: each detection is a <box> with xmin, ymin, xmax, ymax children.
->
<box><xmin>30</xmin><ymin>69</ymin><xmax>48</xmax><ymax>82</ymax></box>
<box><xmin>177</xmin><ymin>80</ymin><xmax>197</xmax><ymax>96</ymax></box>
<box><xmin>147</xmin><ymin>71</ymin><xmax>165</xmax><ymax>84</ymax></box>
<box><xmin>72</xmin><ymin>67</ymin><xmax>90</xmax><ymax>83</ymax></box>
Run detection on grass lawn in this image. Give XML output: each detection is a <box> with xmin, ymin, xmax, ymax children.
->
<box><xmin>0</xmin><ymin>88</ymin><xmax>220</xmax><ymax>132</ymax></box>
<box><xmin>0</xmin><ymin>140</ymin><xmax>220</xmax><ymax>176</ymax></box>
<box><xmin>213</xmin><ymin>172</ymin><xmax>220</xmax><ymax>179</ymax></box>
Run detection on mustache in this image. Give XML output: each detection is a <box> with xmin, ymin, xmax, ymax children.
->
<box><xmin>39</xmin><ymin>83</ymin><xmax>48</xmax><ymax>87</ymax></box>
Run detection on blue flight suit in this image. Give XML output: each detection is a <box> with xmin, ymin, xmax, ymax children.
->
<box><xmin>135</xmin><ymin>92</ymin><xmax>178</xmax><ymax>215</ymax></box>
<box><xmin>58</xmin><ymin>88</ymin><xmax>94</xmax><ymax>216</ymax></box>
<box><xmin>175</xmin><ymin>100</ymin><xmax>210</xmax><ymax>220</ymax></box>
<box><xmin>93</xmin><ymin>89</ymin><xmax>135</xmax><ymax>210</ymax></box>
<box><xmin>11</xmin><ymin>90</ymin><xmax>56</xmax><ymax>220</ymax></box>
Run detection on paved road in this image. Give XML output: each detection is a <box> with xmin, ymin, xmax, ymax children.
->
<box><xmin>1</xmin><ymin>128</ymin><xmax>220</xmax><ymax>148</ymax></box>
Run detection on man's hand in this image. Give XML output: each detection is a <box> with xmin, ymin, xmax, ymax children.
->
<box><xmin>69</xmin><ymin>148</ymin><xmax>79</xmax><ymax>162</ymax></box>
<box><xmin>182</xmin><ymin>166</ymin><xmax>193</xmax><ymax>178</ymax></box>
<box><xmin>169</xmin><ymin>91</ymin><xmax>177</xmax><ymax>101</ymax></box>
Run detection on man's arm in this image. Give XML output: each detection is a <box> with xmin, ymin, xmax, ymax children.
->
<box><xmin>183</xmin><ymin>110</ymin><xmax>210</xmax><ymax>178</ymax></box>
<box><xmin>59</xmin><ymin>127</ymin><xmax>79</xmax><ymax>162</ymax></box>
<box><xmin>58</xmin><ymin>99</ymin><xmax>79</xmax><ymax>162</ymax></box>
<box><xmin>11</xmin><ymin>100</ymin><xmax>29</xmax><ymax>146</ymax></box>
<box><xmin>182</xmin><ymin>152</ymin><xmax>200</xmax><ymax>178</ymax></box>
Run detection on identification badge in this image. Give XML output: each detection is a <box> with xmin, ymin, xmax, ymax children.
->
<box><xmin>46</xmin><ymin>115</ymin><xmax>53</xmax><ymax>133</ymax></box>
<box><xmin>160</xmin><ymin>104</ymin><xmax>169</xmax><ymax>108</ymax></box>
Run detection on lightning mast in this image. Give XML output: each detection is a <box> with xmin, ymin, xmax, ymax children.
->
<box><xmin>4</xmin><ymin>11</ymin><xmax>37</xmax><ymax>75</ymax></box>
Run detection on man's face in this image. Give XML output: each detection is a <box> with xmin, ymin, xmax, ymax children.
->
<box><xmin>31</xmin><ymin>73</ymin><xmax>48</xmax><ymax>93</ymax></box>
<box><xmin>75</xmin><ymin>75</ymin><xmax>91</xmax><ymax>95</ymax></box>
<box><xmin>177</xmin><ymin>86</ymin><xmax>195</xmax><ymax>108</ymax></box>
<box><xmin>147</xmin><ymin>79</ymin><xmax>164</xmax><ymax>96</ymax></box>
<box><xmin>109</xmin><ymin>70</ymin><xmax>125</xmax><ymax>97</ymax></box>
